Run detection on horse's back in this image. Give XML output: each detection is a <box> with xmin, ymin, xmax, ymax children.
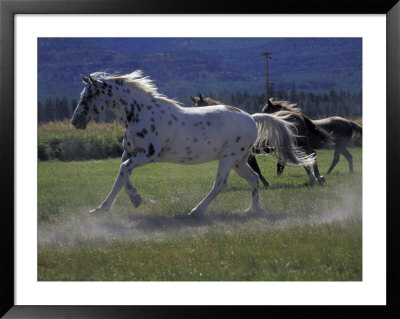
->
<box><xmin>313</xmin><ymin>117</ymin><xmax>354</xmax><ymax>144</ymax></box>
<box><xmin>160</xmin><ymin>105</ymin><xmax>257</xmax><ymax>164</ymax></box>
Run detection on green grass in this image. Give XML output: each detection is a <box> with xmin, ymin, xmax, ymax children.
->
<box><xmin>38</xmin><ymin>148</ymin><xmax>362</xmax><ymax>281</ymax></box>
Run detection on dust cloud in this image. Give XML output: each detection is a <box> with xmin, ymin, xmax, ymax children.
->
<box><xmin>38</xmin><ymin>187</ymin><xmax>361</xmax><ymax>248</ymax></box>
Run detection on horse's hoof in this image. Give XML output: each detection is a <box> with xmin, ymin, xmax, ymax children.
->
<box><xmin>261</xmin><ymin>179</ymin><xmax>270</xmax><ymax>188</ymax></box>
<box><xmin>318</xmin><ymin>176</ymin><xmax>326</xmax><ymax>185</ymax></box>
<box><xmin>245</xmin><ymin>206</ymin><xmax>262</xmax><ymax>214</ymax></box>
<box><xmin>131</xmin><ymin>194</ymin><xmax>142</xmax><ymax>208</ymax></box>
<box><xmin>89</xmin><ymin>207</ymin><xmax>105</xmax><ymax>215</ymax></box>
<box><xmin>188</xmin><ymin>207</ymin><xmax>203</xmax><ymax>217</ymax></box>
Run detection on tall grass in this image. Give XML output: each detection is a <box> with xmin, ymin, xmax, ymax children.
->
<box><xmin>38</xmin><ymin>120</ymin><xmax>124</xmax><ymax>161</ymax></box>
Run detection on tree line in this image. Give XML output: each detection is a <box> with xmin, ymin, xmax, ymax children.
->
<box><xmin>38</xmin><ymin>88</ymin><xmax>362</xmax><ymax>123</ymax></box>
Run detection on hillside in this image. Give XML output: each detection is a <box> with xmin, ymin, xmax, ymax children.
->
<box><xmin>38</xmin><ymin>38</ymin><xmax>362</xmax><ymax>103</ymax></box>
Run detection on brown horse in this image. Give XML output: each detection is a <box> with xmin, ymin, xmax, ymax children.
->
<box><xmin>191</xmin><ymin>94</ymin><xmax>332</xmax><ymax>185</ymax></box>
<box><xmin>262</xmin><ymin>99</ymin><xmax>362</xmax><ymax>175</ymax></box>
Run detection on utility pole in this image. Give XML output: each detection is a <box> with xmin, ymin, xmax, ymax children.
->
<box><xmin>262</xmin><ymin>51</ymin><xmax>272</xmax><ymax>102</ymax></box>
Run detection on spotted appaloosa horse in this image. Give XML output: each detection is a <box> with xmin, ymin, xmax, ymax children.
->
<box><xmin>192</xmin><ymin>94</ymin><xmax>332</xmax><ymax>185</ymax></box>
<box><xmin>71</xmin><ymin>71</ymin><xmax>314</xmax><ymax>216</ymax></box>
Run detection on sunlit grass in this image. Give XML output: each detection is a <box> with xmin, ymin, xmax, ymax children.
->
<box><xmin>38</xmin><ymin>148</ymin><xmax>362</xmax><ymax>281</ymax></box>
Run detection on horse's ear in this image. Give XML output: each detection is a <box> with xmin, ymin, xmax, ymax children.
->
<box><xmin>198</xmin><ymin>93</ymin><xmax>204</xmax><ymax>101</ymax></box>
<box><xmin>190</xmin><ymin>96</ymin><xmax>196</xmax><ymax>103</ymax></box>
<box><xmin>267</xmin><ymin>99</ymin><xmax>273</xmax><ymax>107</ymax></box>
<box><xmin>88</xmin><ymin>75</ymin><xmax>98</xmax><ymax>84</ymax></box>
<box><xmin>81</xmin><ymin>74</ymin><xmax>90</xmax><ymax>84</ymax></box>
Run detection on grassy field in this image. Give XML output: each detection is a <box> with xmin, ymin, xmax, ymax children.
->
<box><xmin>38</xmin><ymin>147</ymin><xmax>362</xmax><ymax>281</ymax></box>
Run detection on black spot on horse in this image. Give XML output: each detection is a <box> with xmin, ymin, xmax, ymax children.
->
<box><xmin>147</xmin><ymin>143</ymin><xmax>155</xmax><ymax>157</ymax></box>
<box><xmin>207</xmin><ymin>121</ymin><xmax>211</xmax><ymax>126</ymax></box>
<box><xmin>241</xmin><ymin>147</ymin><xmax>245</xmax><ymax>151</ymax></box>
<box><xmin>150</xmin><ymin>124</ymin><xmax>156</xmax><ymax>132</ymax></box>
<box><xmin>119</xmin><ymin>98</ymin><xmax>128</xmax><ymax>106</ymax></box>
<box><xmin>147</xmin><ymin>105</ymin><xmax>152</xmax><ymax>110</ymax></box>
<box><xmin>236</xmin><ymin>136</ymin><xmax>241</xmax><ymax>143</ymax></box>
<box><xmin>193</xmin><ymin>138</ymin><xmax>198</xmax><ymax>142</ymax></box>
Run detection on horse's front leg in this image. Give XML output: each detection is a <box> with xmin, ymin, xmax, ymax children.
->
<box><xmin>89</xmin><ymin>146</ymin><xmax>159</xmax><ymax>214</ymax></box>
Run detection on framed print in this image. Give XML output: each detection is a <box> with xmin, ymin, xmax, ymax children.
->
<box><xmin>1</xmin><ymin>0</ymin><xmax>399</xmax><ymax>318</ymax></box>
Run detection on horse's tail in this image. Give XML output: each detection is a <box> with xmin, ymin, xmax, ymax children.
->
<box><xmin>302</xmin><ymin>115</ymin><xmax>334</xmax><ymax>149</ymax></box>
<box><xmin>349</xmin><ymin>120</ymin><xmax>362</xmax><ymax>146</ymax></box>
<box><xmin>251</xmin><ymin>113</ymin><xmax>316</xmax><ymax>167</ymax></box>
<box><xmin>349</xmin><ymin>120</ymin><xmax>362</xmax><ymax>136</ymax></box>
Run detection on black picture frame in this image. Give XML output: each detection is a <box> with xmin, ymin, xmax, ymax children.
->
<box><xmin>1</xmin><ymin>0</ymin><xmax>399</xmax><ymax>318</ymax></box>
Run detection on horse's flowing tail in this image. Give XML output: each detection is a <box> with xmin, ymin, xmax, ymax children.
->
<box><xmin>349</xmin><ymin>120</ymin><xmax>362</xmax><ymax>136</ymax></box>
<box><xmin>251</xmin><ymin>113</ymin><xmax>316</xmax><ymax>167</ymax></box>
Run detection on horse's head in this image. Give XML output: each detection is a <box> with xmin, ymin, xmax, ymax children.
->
<box><xmin>71</xmin><ymin>74</ymin><xmax>106</xmax><ymax>129</ymax></box>
<box><xmin>262</xmin><ymin>99</ymin><xmax>301</xmax><ymax>114</ymax></box>
<box><xmin>190</xmin><ymin>94</ymin><xmax>208</xmax><ymax>107</ymax></box>
<box><xmin>190</xmin><ymin>94</ymin><xmax>221</xmax><ymax>107</ymax></box>
<box><xmin>262</xmin><ymin>99</ymin><xmax>282</xmax><ymax>114</ymax></box>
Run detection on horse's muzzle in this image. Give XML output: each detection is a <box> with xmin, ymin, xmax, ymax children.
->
<box><xmin>71</xmin><ymin>116</ymin><xmax>87</xmax><ymax>130</ymax></box>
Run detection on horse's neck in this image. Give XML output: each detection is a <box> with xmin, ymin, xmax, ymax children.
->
<box><xmin>107</xmin><ymin>84</ymin><xmax>146</xmax><ymax>121</ymax></box>
<box><xmin>107</xmin><ymin>82</ymin><xmax>179</xmax><ymax>124</ymax></box>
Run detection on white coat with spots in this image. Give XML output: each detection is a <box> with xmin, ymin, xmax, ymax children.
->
<box><xmin>71</xmin><ymin>71</ymin><xmax>314</xmax><ymax>216</ymax></box>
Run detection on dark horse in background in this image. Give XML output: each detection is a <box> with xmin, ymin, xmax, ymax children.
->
<box><xmin>262</xmin><ymin>99</ymin><xmax>362</xmax><ymax>176</ymax></box>
<box><xmin>191</xmin><ymin>94</ymin><xmax>333</xmax><ymax>186</ymax></box>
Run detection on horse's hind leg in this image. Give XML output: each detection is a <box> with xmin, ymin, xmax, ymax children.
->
<box><xmin>304</xmin><ymin>166</ymin><xmax>318</xmax><ymax>184</ymax></box>
<box><xmin>188</xmin><ymin>157</ymin><xmax>234</xmax><ymax>216</ymax></box>
<box><xmin>326</xmin><ymin>150</ymin><xmax>341</xmax><ymax>175</ymax></box>
<box><xmin>341</xmin><ymin>148</ymin><xmax>354</xmax><ymax>173</ymax></box>
<box><xmin>312</xmin><ymin>159</ymin><xmax>325</xmax><ymax>185</ymax></box>
<box><xmin>233</xmin><ymin>159</ymin><xmax>261</xmax><ymax>212</ymax></box>
<box><xmin>247</xmin><ymin>155</ymin><xmax>270</xmax><ymax>188</ymax></box>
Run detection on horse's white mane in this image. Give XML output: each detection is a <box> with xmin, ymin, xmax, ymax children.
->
<box><xmin>90</xmin><ymin>70</ymin><xmax>182</xmax><ymax>108</ymax></box>
<box><xmin>270</xmin><ymin>99</ymin><xmax>302</xmax><ymax>113</ymax></box>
